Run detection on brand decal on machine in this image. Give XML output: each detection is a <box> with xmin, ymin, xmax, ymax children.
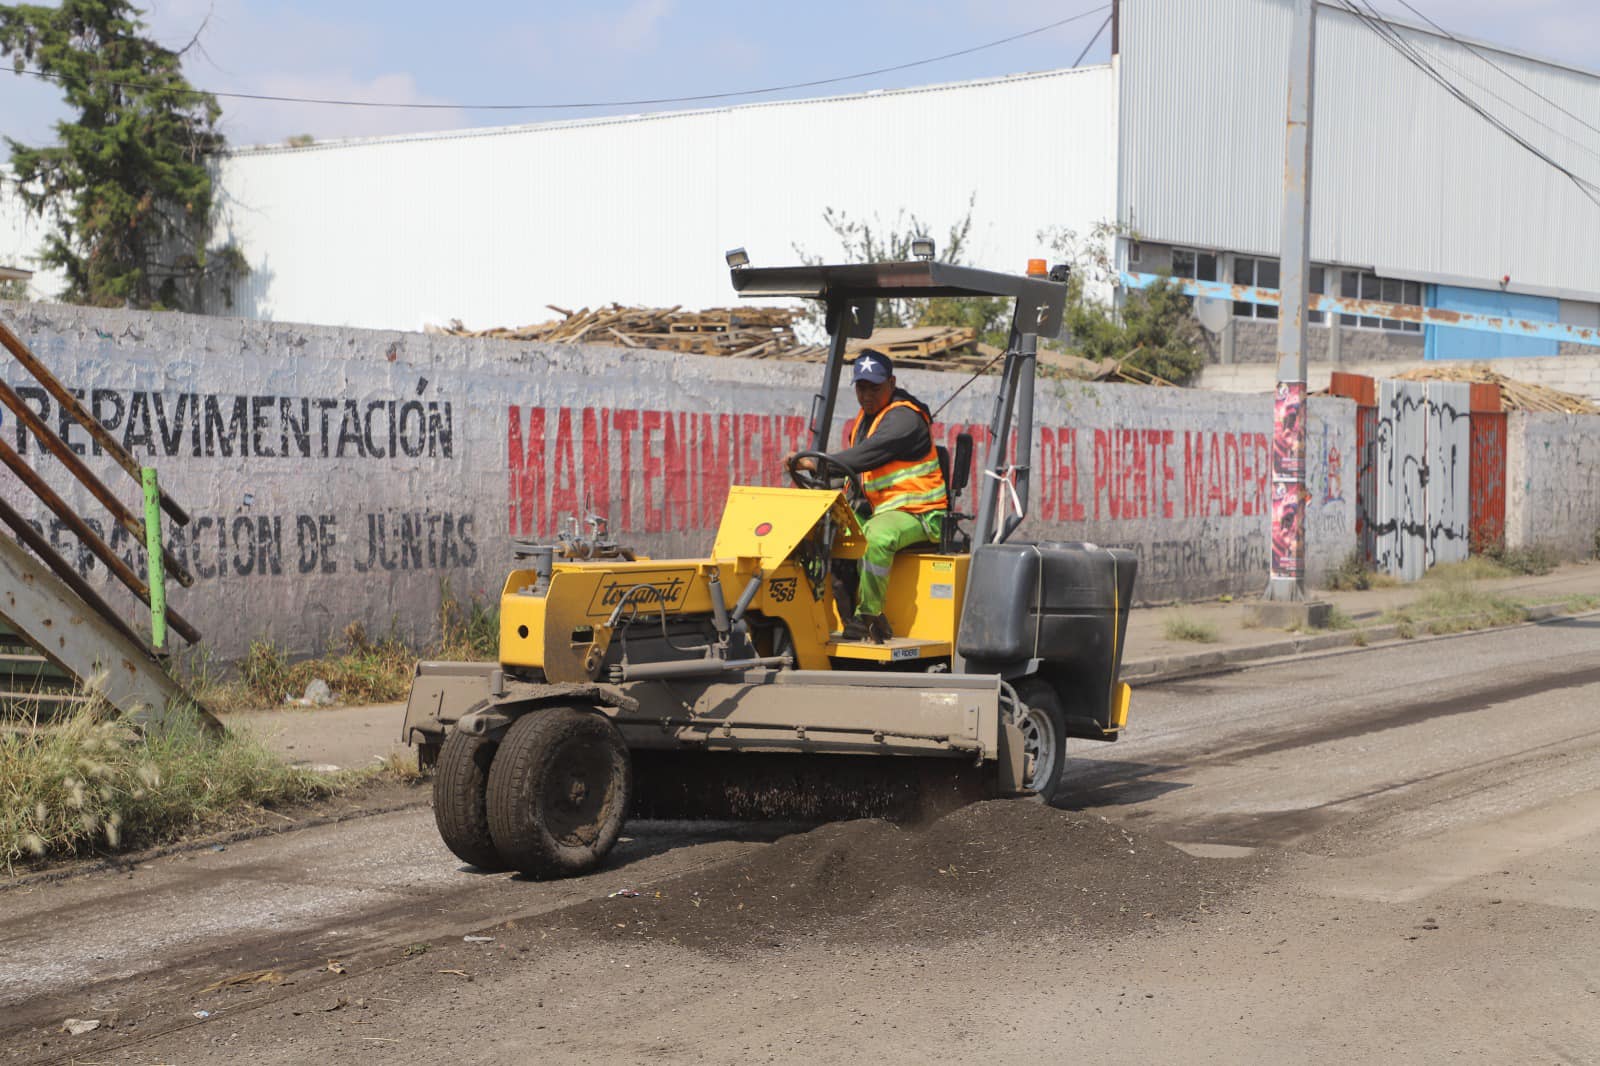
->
<box><xmin>767</xmin><ymin>577</ymin><xmax>797</xmax><ymax>603</ymax></box>
<box><xmin>587</xmin><ymin>571</ymin><xmax>691</xmax><ymax>614</ymax></box>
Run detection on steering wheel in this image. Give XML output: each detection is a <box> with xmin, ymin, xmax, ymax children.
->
<box><xmin>787</xmin><ymin>450</ymin><xmax>865</xmax><ymax>504</ymax></box>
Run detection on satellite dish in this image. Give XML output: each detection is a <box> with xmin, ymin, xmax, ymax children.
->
<box><xmin>1195</xmin><ymin>296</ymin><xmax>1231</xmax><ymax>333</ymax></box>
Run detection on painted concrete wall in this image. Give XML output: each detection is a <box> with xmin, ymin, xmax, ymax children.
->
<box><xmin>1505</xmin><ymin>412</ymin><xmax>1600</xmax><ymax>558</ymax></box>
<box><xmin>0</xmin><ymin>300</ymin><xmax>1355</xmax><ymax>658</ymax></box>
<box><xmin>1198</xmin><ymin>356</ymin><xmax>1600</xmax><ymax>402</ymax></box>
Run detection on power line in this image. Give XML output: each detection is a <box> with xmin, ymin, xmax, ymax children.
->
<box><xmin>1386</xmin><ymin>0</ymin><xmax>1600</xmax><ymax>140</ymax></box>
<box><xmin>1342</xmin><ymin>0</ymin><xmax>1600</xmax><ymax>199</ymax></box>
<box><xmin>7</xmin><ymin>6</ymin><xmax>1110</xmax><ymax>114</ymax></box>
<box><xmin>1333</xmin><ymin>0</ymin><xmax>1600</xmax><ymax>208</ymax></box>
<box><xmin>1071</xmin><ymin>14</ymin><xmax>1112</xmax><ymax>69</ymax></box>
<box><xmin>1386</xmin><ymin>22</ymin><xmax>1600</xmax><ymax>168</ymax></box>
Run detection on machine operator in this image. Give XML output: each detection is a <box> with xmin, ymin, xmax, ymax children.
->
<box><xmin>786</xmin><ymin>349</ymin><xmax>947</xmax><ymax>643</ymax></box>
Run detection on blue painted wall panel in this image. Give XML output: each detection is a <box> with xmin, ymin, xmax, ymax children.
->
<box><xmin>1424</xmin><ymin>284</ymin><xmax>1559</xmax><ymax>360</ymax></box>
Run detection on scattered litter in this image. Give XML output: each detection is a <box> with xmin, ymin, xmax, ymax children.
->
<box><xmin>326</xmin><ymin>960</ymin><xmax>347</xmax><ymax>975</ymax></box>
<box><xmin>193</xmin><ymin>1010</ymin><xmax>211</xmax><ymax>1020</ymax></box>
<box><xmin>199</xmin><ymin>969</ymin><xmax>285</xmax><ymax>993</ymax></box>
<box><xmin>294</xmin><ymin>679</ymin><xmax>335</xmax><ymax>707</ymax></box>
<box><xmin>209</xmin><ymin>844</ymin><xmax>226</xmax><ymax>853</ymax></box>
<box><xmin>61</xmin><ymin>1018</ymin><xmax>101</xmax><ymax>1036</ymax></box>
<box><xmin>307</xmin><ymin>763</ymin><xmax>342</xmax><ymax>773</ymax></box>
<box><xmin>463</xmin><ymin>935</ymin><xmax>495</xmax><ymax>943</ymax></box>
<box><xmin>437</xmin><ymin>969</ymin><xmax>472</xmax><ymax>980</ymax></box>
<box><xmin>607</xmin><ymin>889</ymin><xmax>640</xmax><ymax>898</ymax></box>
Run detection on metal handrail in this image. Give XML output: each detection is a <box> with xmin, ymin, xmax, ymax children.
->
<box><xmin>0</xmin><ymin>315</ymin><xmax>201</xmax><ymax>648</ymax></box>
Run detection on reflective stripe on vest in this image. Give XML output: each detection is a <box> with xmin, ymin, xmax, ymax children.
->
<box><xmin>845</xmin><ymin>399</ymin><xmax>949</xmax><ymax>515</ymax></box>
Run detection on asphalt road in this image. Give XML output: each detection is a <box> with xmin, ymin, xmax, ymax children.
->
<box><xmin>4</xmin><ymin>617</ymin><xmax>1598</xmax><ymax>1064</ymax></box>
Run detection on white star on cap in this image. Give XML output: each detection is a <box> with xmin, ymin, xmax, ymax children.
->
<box><xmin>858</xmin><ymin>357</ymin><xmax>878</xmax><ymax>375</ymax></box>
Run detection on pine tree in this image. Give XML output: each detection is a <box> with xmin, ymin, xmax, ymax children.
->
<box><xmin>0</xmin><ymin>0</ymin><xmax>244</xmax><ymax>309</ymax></box>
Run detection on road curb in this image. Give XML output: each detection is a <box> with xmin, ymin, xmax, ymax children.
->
<box><xmin>1123</xmin><ymin>602</ymin><xmax>1589</xmax><ymax>685</ymax></box>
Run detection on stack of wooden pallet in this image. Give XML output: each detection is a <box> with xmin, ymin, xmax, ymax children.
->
<box><xmin>430</xmin><ymin>309</ymin><xmax>1178</xmax><ymax>385</ymax></box>
<box><xmin>1392</xmin><ymin>365</ymin><xmax>1598</xmax><ymax>414</ymax></box>
<box><xmin>428</xmin><ymin>305</ymin><xmax>807</xmax><ymax>359</ymax></box>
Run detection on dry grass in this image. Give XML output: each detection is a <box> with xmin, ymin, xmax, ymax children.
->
<box><xmin>1163</xmin><ymin>612</ymin><xmax>1220</xmax><ymax>643</ymax></box>
<box><xmin>1423</xmin><ymin>557</ymin><xmax>1513</xmax><ymax>582</ymax></box>
<box><xmin>1322</xmin><ymin>548</ymin><xmax>1398</xmax><ymax>592</ymax></box>
<box><xmin>0</xmin><ymin>696</ymin><xmax>342</xmax><ymax>871</ymax></box>
<box><xmin>1479</xmin><ymin>542</ymin><xmax>1560</xmax><ymax>576</ymax></box>
<box><xmin>1384</xmin><ymin>578</ymin><xmax>1528</xmax><ymax>637</ymax></box>
<box><xmin>185</xmin><ymin>583</ymin><xmax>499</xmax><ymax>713</ymax></box>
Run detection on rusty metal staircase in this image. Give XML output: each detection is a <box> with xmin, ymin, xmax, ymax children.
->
<box><xmin>0</xmin><ymin>620</ymin><xmax>79</xmax><ymax>710</ymax></box>
<box><xmin>0</xmin><ymin>315</ymin><xmax>210</xmax><ymax>729</ymax></box>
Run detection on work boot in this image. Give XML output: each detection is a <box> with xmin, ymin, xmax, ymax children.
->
<box><xmin>842</xmin><ymin>613</ymin><xmax>894</xmax><ymax>644</ymax></box>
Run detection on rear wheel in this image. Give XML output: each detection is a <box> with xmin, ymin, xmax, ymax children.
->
<box><xmin>487</xmin><ymin>707</ymin><xmax>631</xmax><ymax>878</ymax></box>
<box><xmin>1013</xmin><ymin>680</ymin><xmax>1068</xmax><ymax>803</ymax></box>
<box><xmin>433</xmin><ymin>730</ymin><xmax>507</xmax><ymax>871</ymax></box>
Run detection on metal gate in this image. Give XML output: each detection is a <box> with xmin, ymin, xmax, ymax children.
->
<box><xmin>1468</xmin><ymin>384</ymin><xmax>1507</xmax><ymax>551</ymax></box>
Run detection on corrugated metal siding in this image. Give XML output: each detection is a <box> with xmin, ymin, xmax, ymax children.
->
<box><xmin>1119</xmin><ymin>0</ymin><xmax>1600</xmax><ymax>296</ymax></box>
<box><xmin>216</xmin><ymin>69</ymin><xmax>1117</xmax><ymax>332</ymax></box>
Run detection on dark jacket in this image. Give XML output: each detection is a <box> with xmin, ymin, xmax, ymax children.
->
<box><xmin>829</xmin><ymin>389</ymin><xmax>935</xmax><ymax>473</ymax></box>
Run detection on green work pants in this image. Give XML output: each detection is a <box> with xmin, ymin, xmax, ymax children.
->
<box><xmin>856</xmin><ymin>509</ymin><xmax>942</xmax><ymax>618</ymax></box>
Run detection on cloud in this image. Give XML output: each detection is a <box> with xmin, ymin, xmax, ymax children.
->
<box><xmin>613</xmin><ymin>0</ymin><xmax>674</xmax><ymax>52</ymax></box>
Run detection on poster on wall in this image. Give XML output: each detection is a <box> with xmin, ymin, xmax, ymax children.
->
<box><xmin>1272</xmin><ymin>381</ymin><xmax>1306</xmax><ymax>478</ymax></box>
<box><xmin>1270</xmin><ymin>480</ymin><xmax>1305</xmax><ymax>577</ymax></box>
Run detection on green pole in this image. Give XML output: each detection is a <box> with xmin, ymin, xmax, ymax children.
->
<box><xmin>141</xmin><ymin>467</ymin><xmax>167</xmax><ymax>650</ymax></box>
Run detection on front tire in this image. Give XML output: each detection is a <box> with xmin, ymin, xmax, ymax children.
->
<box><xmin>487</xmin><ymin>707</ymin><xmax>631</xmax><ymax>879</ymax></box>
<box><xmin>1013</xmin><ymin>680</ymin><xmax>1068</xmax><ymax>803</ymax></box>
<box><xmin>433</xmin><ymin>730</ymin><xmax>508</xmax><ymax>871</ymax></box>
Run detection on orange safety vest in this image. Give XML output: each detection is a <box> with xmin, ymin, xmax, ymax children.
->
<box><xmin>844</xmin><ymin>399</ymin><xmax>949</xmax><ymax>515</ymax></box>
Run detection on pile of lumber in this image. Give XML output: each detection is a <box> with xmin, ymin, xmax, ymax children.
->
<box><xmin>429</xmin><ymin>308</ymin><xmax>1177</xmax><ymax>385</ymax></box>
<box><xmin>1392</xmin><ymin>364</ymin><xmax>1598</xmax><ymax>414</ymax></box>
<box><xmin>428</xmin><ymin>305</ymin><xmax>807</xmax><ymax>359</ymax></box>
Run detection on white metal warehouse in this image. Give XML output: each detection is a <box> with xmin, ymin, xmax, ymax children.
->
<box><xmin>6</xmin><ymin>0</ymin><xmax>1600</xmax><ymax>366</ymax></box>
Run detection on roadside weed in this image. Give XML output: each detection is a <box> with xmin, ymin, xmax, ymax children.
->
<box><xmin>184</xmin><ymin>582</ymin><xmax>500</xmax><ymax>712</ymax></box>
<box><xmin>1163</xmin><ymin>612</ymin><xmax>1220</xmax><ymax>643</ymax></box>
<box><xmin>0</xmin><ymin>698</ymin><xmax>340</xmax><ymax>870</ymax></box>
<box><xmin>1384</xmin><ymin>577</ymin><xmax>1527</xmax><ymax>636</ymax></box>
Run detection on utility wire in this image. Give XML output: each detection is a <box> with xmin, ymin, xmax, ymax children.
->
<box><xmin>1071</xmin><ymin>14</ymin><xmax>1112</xmax><ymax>69</ymax></box>
<box><xmin>1343</xmin><ymin>0</ymin><xmax>1600</xmax><ymax>197</ymax></box>
<box><xmin>6</xmin><ymin>6</ymin><xmax>1109</xmax><ymax>113</ymax></box>
<box><xmin>1385</xmin><ymin>25</ymin><xmax>1600</xmax><ymax>167</ymax></box>
<box><xmin>1387</xmin><ymin>0</ymin><xmax>1600</xmax><ymax>140</ymax></box>
<box><xmin>1333</xmin><ymin>0</ymin><xmax>1600</xmax><ymax>208</ymax></box>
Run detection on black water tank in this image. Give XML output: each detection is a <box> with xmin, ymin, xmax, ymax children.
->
<box><xmin>957</xmin><ymin>542</ymin><xmax>1137</xmax><ymax>675</ymax></box>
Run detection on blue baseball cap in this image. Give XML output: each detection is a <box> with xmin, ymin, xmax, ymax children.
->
<box><xmin>851</xmin><ymin>349</ymin><xmax>893</xmax><ymax>384</ymax></box>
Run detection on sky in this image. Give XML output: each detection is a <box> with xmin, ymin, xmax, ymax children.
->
<box><xmin>2</xmin><ymin>0</ymin><xmax>1599</xmax><ymax>151</ymax></box>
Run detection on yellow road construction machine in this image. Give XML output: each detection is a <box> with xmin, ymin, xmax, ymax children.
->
<box><xmin>402</xmin><ymin>256</ymin><xmax>1137</xmax><ymax>878</ymax></box>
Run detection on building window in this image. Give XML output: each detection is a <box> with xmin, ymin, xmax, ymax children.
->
<box><xmin>1233</xmin><ymin>259</ymin><xmax>1326</xmax><ymax>324</ymax></box>
<box><xmin>1170</xmin><ymin>248</ymin><xmax>1218</xmax><ymax>309</ymax></box>
<box><xmin>1233</xmin><ymin>257</ymin><xmax>1279</xmax><ymax>320</ymax></box>
<box><xmin>1339</xmin><ymin>271</ymin><xmax>1422</xmax><ymax>332</ymax></box>
<box><xmin>1170</xmin><ymin>248</ymin><xmax>1219</xmax><ymax>283</ymax></box>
